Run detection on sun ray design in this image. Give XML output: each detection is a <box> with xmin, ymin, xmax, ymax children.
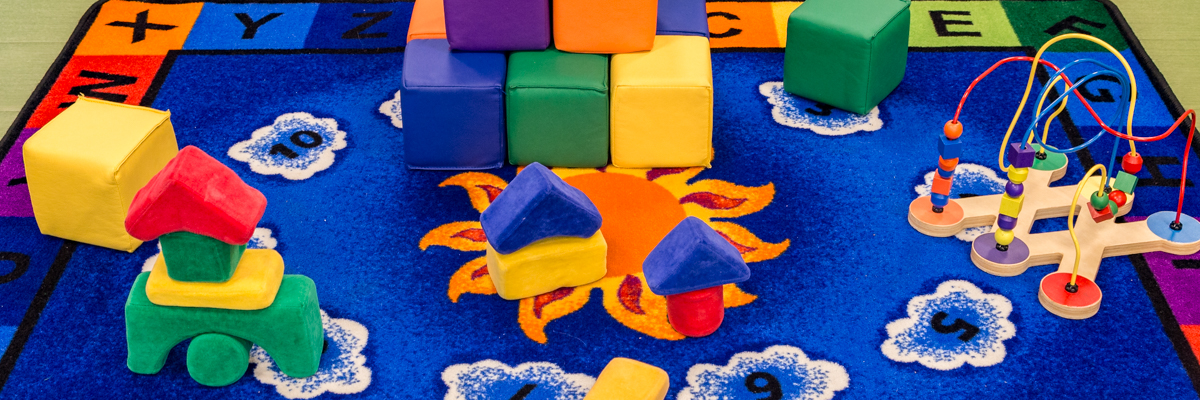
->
<box><xmin>426</xmin><ymin>165</ymin><xmax>789</xmax><ymax>343</ymax></box>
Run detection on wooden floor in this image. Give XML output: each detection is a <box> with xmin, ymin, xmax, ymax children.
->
<box><xmin>0</xmin><ymin>0</ymin><xmax>1196</xmax><ymax>132</ymax></box>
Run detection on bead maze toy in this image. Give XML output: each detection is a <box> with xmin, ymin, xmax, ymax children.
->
<box><xmin>909</xmin><ymin>33</ymin><xmax>1200</xmax><ymax>320</ymax></box>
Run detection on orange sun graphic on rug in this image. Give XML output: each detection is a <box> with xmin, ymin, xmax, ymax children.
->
<box><xmin>419</xmin><ymin>166</ymin><xmax>789</xmax><ymax>343</ymax></box>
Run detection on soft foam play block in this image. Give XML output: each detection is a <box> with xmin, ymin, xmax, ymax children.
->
<box><xmin>186</xmin><ymin>333</ymin><xmax>251</xmax><ymax>387</ymax></box>
<box><xmin>400</xmin><ymin>39</ymin><xmax>507</xmax><ymax>170</ymax></box>
<box><xmin>485</xmin><ymin>231</ymin><xmax>607</xmax><ymax>300</ymax></box>
<box><xmin>583</xmin><ymin>358</ymin><xmax>670</xmax><ymax>400</ymax></box>
<box><xmin>444</xmin><ymin>0</ymin><xmax>549</xmax><ymax>51</ymax></box>
<box><xmin>656</xmin><ymin>0</ymin><xmax>708</xmax><ymax>37</ymax></box>
<box><xmin>145</xmin><ymin>249</ymin><xmax>285</xmax><ymax>310</ymax></box>
<box><xmin>643</xmin><ymin>216</ymin><xmax>750</xmax><ymax>296</ymax></box>
<box><xmin>783</xmin><ymin>0</ymin><xmax>910</xmax><ymax>114</ymax></box>
<box><xmin>610</xmin><ymin>35</ymin><xmax>713</xmax><ymax>168</ymax></box>
<box><xmin>553</xmin><ymin>0</ymin><xmax>657</xmax><ymax>53</ymax></box>
<box><xmin>125</xmin><ymin>145</ymin><xmax>267</xmax><ymax>245</ymax></box>
<box><xmin>506</xmin><ymin>47</ymin><xmax>609</xmax><ymax>167</ymax></box>
<box><xmin>480</xmin><ymin>162</ymin><xmax>603</xmax><ymax>254</ymax></box>
<box><xmin>23</xmin><ymin>97</ymin><xmax>179</xmax><ymax>252</ymax></box>
<box><xmin>406</xmin><ymin>0</ymin><xmax>446</xmax><ymax>42</ymax></box>
<box><xmin>126</xmin><ymin>273</ymin><xmax>322</xmax><ymax>378</ymax></box>
<box><xmin>159</xmin><ymin>232</ymin><xmax>246</xmax><ymax>283</ymax></box>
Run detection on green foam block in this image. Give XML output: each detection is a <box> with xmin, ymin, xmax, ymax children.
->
<box><xmin>506</xmin><ymin>46</ymin><xmax>610</xmax><ymax>167</ymax></box>
<box><xmin>125</xmin><ymin>272</ymin><xmax>323</xmax><ymax>378</ymax></box>
<box><xmin>160</xmin><ymin>231</ymin><xmax>246</xmax><ymax>283</ymax></box>
<box><xmin>186</xmin><ymin>333</ymin><xmax>251</xmax><ymax>387</ymax></box>
<box><xmin>784</xmin><ymin>0</ymin><xmax>910</xmax><ymax>115</ymax></box>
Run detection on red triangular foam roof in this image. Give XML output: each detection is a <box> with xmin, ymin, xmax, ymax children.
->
<box><xmin>125</xmin><ymin>145</ymin><xmax>266</xmax><ymax>244</ymax></box>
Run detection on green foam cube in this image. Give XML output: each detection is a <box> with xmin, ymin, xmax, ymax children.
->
<box><xmin>506</xmin><ymin>46</ymin><xmax>610</xmax><ymax>167</ymax></box>
<box><xmin>784</xmin><ymin>0</ymin><xmax>910</xmax><ymax>115</ymax></box>
<box><xmin>159</xmin><ymin>231</ymin><xmax>245</xmax><ymax>283</ymax></box>
<box><xmin>1114</xmin><ymin>170</ymin><xmax>1139</xmax><ymax>194</ymax></box>
<box><xmin>125</xmin><ymin>273</ymin><xmax>323</xmax><ymax>379</ymax></box>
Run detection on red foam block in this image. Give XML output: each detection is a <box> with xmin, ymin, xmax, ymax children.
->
<box><xmin>665</xmin><ymin>286</ymin><xmax>725</xmax><ymax>337</ymax></box>
<box><xmin>125</xmin><ymin>145</ymin><xmax>266</xmax><ymax>244</ymax></box>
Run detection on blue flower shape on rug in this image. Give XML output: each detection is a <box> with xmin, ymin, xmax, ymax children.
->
<box><xmin>229</xmin><ymin>112</ymin><xmax>348</xmax><ymax>180</ymax></box>
<box><xmin>251</xmin><ymin>310</ymin><xmax>371</xmax><ymax>398</ymax></box>
<box><xmin>678</xmin><ymin>345</ymin><xmax>849</xmax><ymax>400</ymax></box>
<box><xmin>757</xmin><ymin>82</ymin><xmax>882</xmax><ymax>136</ymax></box>
<box><xmin>441</xmin><ymin>360</ymin><xmax>594</xmax><ymax>400</ymax></box>
<box><xmin>881</xmin><ymin>280</ymin><xmax>1015</xmax><ymax>370</ymax></box>
<box><xmin>914</xmin><ymin>163</ymin><xmax>1007</xmax><ymax>241</ymax></box>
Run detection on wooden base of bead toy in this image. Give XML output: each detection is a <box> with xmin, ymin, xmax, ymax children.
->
<box><xmin>910</xmin><ymin>158</ymin><xmax>1200</xmax><ymax>319</ymax></box>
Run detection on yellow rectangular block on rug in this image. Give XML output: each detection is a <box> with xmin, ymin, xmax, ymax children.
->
<box><xmin>486</xmin><ymin>231</ymin><xmax>607</xmax><ymax>300</ymax></box>
<box><xmin>583</xmin><ymin>357</ymin><xmax>669</xmax><ymax>400</ymax></box>
<box><xmin>145</xmin><ymin>249</ymin><xmax>285</xmax><ymax>310</ymax></box>
<box><xmin>610</xmin><ymin>35</ymin><xmax>713</xmax><ymax>168</ymax></box>
<box><xmin>23</xmin><ymin>96</ymin><xmax>178</xmax><ymax>252</ymax></box>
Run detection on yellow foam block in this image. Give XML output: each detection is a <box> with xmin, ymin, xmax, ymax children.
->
<box><xmin>583</xmin><ymin>357</ymin><xmax>669</xmax><ymax>400</ymax></box>
<box><xmin>146</xmin><ymin>249</ymin><xmax>285</xmax><ymax>310</ymax></box>
<box><xmin>610</xmin><ymin>35</ymin><xmax>713</xmax><ymax>168</ymax></box>
<box><xmin>24</xmin><ymin>97</ymin><xmax>178</xmax><ymax>251</ymax></box>
<box><xmin>998</xmin><ymin>194</ymin><xmax>1024</xmax><ymax>218</ymax></box>
<box><xmin>486</xmin><ymin>231</ymin><xmax>607</xmax><ymax>300</ymax></box>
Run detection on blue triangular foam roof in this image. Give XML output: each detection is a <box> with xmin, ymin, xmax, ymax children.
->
<box><xmin>642</xmin><ymin>216</ymin><xmax>750</xmax><ymax>296</ymax></box>
<box><xmin>480</xmin><ymin>163</ymin><xmax>602</xmax><ymax>254</ymax></box>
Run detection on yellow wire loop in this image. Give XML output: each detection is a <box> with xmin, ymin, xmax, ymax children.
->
<box><xmin>1067</xmin><ymin>164</ymin><xmax>1109</xmax><ymax>286</ymax></box>
<box><xmin>998</xmin><ymin>33</ymin><xmax>1139</xmax><ymax>170</ymax></box>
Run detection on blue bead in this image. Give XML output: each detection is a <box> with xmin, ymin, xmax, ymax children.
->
<box><xmin>938</xmin><ymin>136</ymin><xmax>963</xmax><ymax>160</ymax></box>
<box><xmin>937</xmin><ymin>167</ymin><xmax>954</xmax><ymax>178</ymax></box>
<box><xmin>1005</xmin><ymin>182</ymin><xmax>1024</xmax><ymax>198</ymax></box>
<box><xmin>931</xmin><ymin>193</ymin><xmax>950</xmax><ymax>207</ymax></box>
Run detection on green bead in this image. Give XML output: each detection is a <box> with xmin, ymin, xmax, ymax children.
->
<box><xmin>1090</xmin><ymin>191</ymin><xmax>1110</xmax><ymax>210</ymax></box>
<box><xmin>186</xmin><ymin>333</ymin><xmax>251</xmax><ymax>387</ymax></box>
<box><xmin>159</xmin><ymin>231</ymin><xmax>245</xmax><ymax>283</ymax></box>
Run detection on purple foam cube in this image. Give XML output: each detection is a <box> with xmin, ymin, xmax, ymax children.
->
<box><xmin>1008</xmin><ymin>143</ymin><xmax>1037</xmax><ymax>169</ymax></box>
<box><xmin>444</xmin><ymin>0</ymin><xmax>550</xmax><ymax>51</ymax></box>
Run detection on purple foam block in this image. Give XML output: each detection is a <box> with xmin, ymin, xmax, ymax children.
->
<box><xmin>996</xmin><ymin>214</ymin><xmax>1018</xmax><ymax>231</ymax></box>
<box><xmin>1008</xmin><ymin>143</ymin><xmax>1037</xmax><ymax>169</ymax></box>
<box><xmin>0</xmin><ymin>128</ymin><xmax>36</xmax><ymax>217</ymax></box>
<box><xmin>444</xmin><ymin>0</ymin><xmax>550</xmax><ymax>51</ymax></box>
<box><xmin>1005</xmin><ymin>182</ymin><xmax>1024</xmax><ymax>198</ymax></box>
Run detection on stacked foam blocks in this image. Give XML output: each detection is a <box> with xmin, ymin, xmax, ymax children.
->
<box><xmin>401</xmin><ymin>0</ymin><xmax>713</xmax><ymax>169</ymax></box>
<box><xmin>123</xmin><ymin>146</ymin><xmax>323</xmax><ymax>387</ymax></box>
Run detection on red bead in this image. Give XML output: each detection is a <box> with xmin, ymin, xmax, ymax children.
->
<box><xmin>664</xmin><ymin>286</ymin><xmax>725</xmax><ymax>337</ymax></box>
<box><xmin>1108</xmin><ymin>189</ymin><xmax>1128</xmax><ymax>207</ymax></box>
<box><xmin>944</xmin><ymin>120</ymin><xmax>963</xmax><ymax>140</ymax></box>
<box><xmin>1122</xmin><ymin>152</ymin><xmax>1143</xmax><ymax>174</ymax></box>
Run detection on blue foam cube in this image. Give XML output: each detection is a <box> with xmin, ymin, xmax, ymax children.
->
<box><xmin>642</xmin><ymin>216</ymin><xmax>750</xmax><ymax>296</ymax></box>
<box><xmin>1007</xmin><ymin>142</ymin><xmax>1037</xmax><ymax>169</ymax></box>
<box><xmin>480</xmin><ymin>162</ymin><xmax>603</xmax><ymax>254</ymax></box>
<box><xmin>400</xmin><ymin>39</ymin><xmax>507</xmax><ymax>170</ymax></box>
<box><xmin>937</xmin><ymin>135</ymin><xmax>962</xmax><ymax>160</ymax></box>
<box><xmin>657</xmin><ymin>0</ymin><xmax>709</xmax><ymax>37</ymax></box>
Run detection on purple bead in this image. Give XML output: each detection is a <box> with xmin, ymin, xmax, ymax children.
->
<box><xmin>1008</xmin><ymin>143</ymin><xmax>1037</xmax><ymax>169</ymax></box>
<box><xmin>1005</xmin><ymin>182</ymin><xmax>1024</xmax><ymax>198</ymax></box>
<box><xmin>997</xmin><ymin>214</ymin><xmax>1018</xmax><ymax>230</ymax></box>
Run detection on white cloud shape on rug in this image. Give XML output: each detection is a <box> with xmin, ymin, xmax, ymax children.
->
<box><xmin>251</xmin><ymin>310</ymin><xmax>371</xmax><ymax>399</ymax></box>
<box><xmin>229</xmin><ymin>112</ymin><xmax>347</xmax><ymax>180</ymax></box>
<box><xmin>379</xmin><ymin>90</ymin><xmax>403</xmax><ymax>129</ymax></box>
<box><xmin>141</xmin><ymin>227</ymin><xmax>277</xmax><ymax>272</ymax></box>
<box><xmin>758</xmin><ymin>82</ymin><xmax>882</xmax><ymax>136</ymax></box>
<box><xmin>678</xmin><ymin>345</ymin><xmax>849</xmax><ymax>400</ymax></box>
<box><xmin>914</xmin><ymin>163</ymin><xmax>1007</xmax><ymax>241</ymax></box>
<box><xmin>442</xmin><ymin>360</ymin><xmax>594</xmax><ymax>400</ymax></box>
<box><xmin>881</xmin><ymin>280</ymin><xmax>1015</xmax><ymax>371</ymax></box>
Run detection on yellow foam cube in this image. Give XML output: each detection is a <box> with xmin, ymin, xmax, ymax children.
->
<box><xmin>485</xmin><ymin>231</ymin><xmax>607</xmax><ymax>300</ymax></box>
<box><xmin>610</xmin><ymin>35</ymin><xmax>713</xmax><ymax>168</ymax></box>
<box><xmin>583</xmin><ymin>358</ymin><xmax>669</xmax><ymax>400</ymax></box>
<box><xmin>24</xmin><ymin>97</ymin><xmax>178</xmax><ymax>251</ymax></box>
<box><xmin>145</xmin><ymin>249</ymin><xmax>285</xmax><ymax>310</ymax></box>
<box><xmin>999</xmin><ymin>194</ymin><xmax>1024</xmax><ymax>218</ymax></box>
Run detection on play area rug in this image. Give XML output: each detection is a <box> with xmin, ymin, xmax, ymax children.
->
<box><xmin>2</xmin><ymin>0</ymin><xmax>1199</xmax><ymax>398</ymax></box>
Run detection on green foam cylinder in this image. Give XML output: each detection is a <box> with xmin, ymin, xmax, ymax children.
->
<box><xmin>506</xmin><ymin>46</ymin><xmax>610</xmax><ymax>167</ymax></box>
<box><xmin>125</xmin><ymin>272</ymin><xmax>323</xmax><ymax>379</ymax></box>
<box><xmin>784</xmin><ymin>0</ymin><xmax>910</xmax><ymax>115</ymax></box>
<box><xmin>186</xmin><ymin>333</ymin><xmax>251</xmax><ymax>387</ymax></box>
<box><xmin>159</xmin><ymin>231</ymin><xmax>246</xmax><ymax>282</ymax></box>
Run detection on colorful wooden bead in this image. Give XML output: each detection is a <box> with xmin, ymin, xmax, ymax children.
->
<box><xmin>937</xmin><ymin>167</ymin><xmax>954</xmax><ymax>179</ymax></box>
<box><xmin>938</xmin><ymin>156</ymin><xmax>959</xmax><ymax>171</ymax></box>
<box><xmin>998</xmin><ymin>194</ymin><xmax>1024</xmax><ymax>218</ymax></box>
<box><xmin>931</xmin><ymin>174</ymin><xmax>953</xmax><ymax>196</ymax></box>
<box><xmin>997</xmin><ymin>214</ymin><xmax>1018</xmax><ymax>231</ymax></box>
<box><xmin>1090</xmin><ymin>190</ymin><xmax>1110</xmax><ymax>210</ymax></box>
<box><xmin>1004</xmin><ymin>182</ymin><xmax>1024</xmax><ymax>198</ymax></box>
<box><xmin>1114</xmin><ymin>170</ymin><xmax>1139</xmax><ymax>194</ymax></box>
<box><xmin>994</xmin><ymin>228</ymin><xmax>1015</xmax><ymax>246</ymax></box>
<box><xmin>1089</xmin><ymin>201</ymin><xmax>1114</xmax><ymax>223</ymax></box>
<box><xmin>938</xmin><ymin>135</ymin><xmax>963</xmax><ymax>160</ymax></box>
<box><xmin>1109</xmin><ymin>189</ymin><xmax>1128</xmax><ymax>207</ymax></box>
<box><xmin>930</xmin><ymin>193</ymin><xmax>950</xmax><ymax>208</ymax></box>
<box><xmin>1007</xmin><ymin>142</ymin><xmax>1037</xmax><ymax>169</ymax></box>
<box><xmin>943</xmin><ymin>120</ymin><xmax>962</xmax><ymax>140</ymax></box>
<box><xmin>1006</xmin><ymin>166</ymin><xmax>1029</xmax><ymax>184</ymax></box>
<box><xmin>1122</xmin><ymin>152</ymin><xmax>1143</xmax><ymax>174</ymax></box>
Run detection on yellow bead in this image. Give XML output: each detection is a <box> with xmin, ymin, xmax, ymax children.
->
<box><xmin>998</xmin><ymin>194</ymin><xmax>1024</xmax><ymax>218</ymax></box>
<box><xmin>486</xmin><ymin>231</ymin><xmax>607</xmax><ymax>300</ymax></box>
<box><xmin>1006</xmin><ymin>166</ymin><xmax>1029</xmax><ymax>184</ymax></box>
<box><xmin>583</xmin><ymin>358</ymin><xmax>669</xmax><ymax>400</ymax></box>
<box><xmin>995</xmin><ymin>229</ymin><xmax>1015</xmax><ymax>246</ymax></box>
